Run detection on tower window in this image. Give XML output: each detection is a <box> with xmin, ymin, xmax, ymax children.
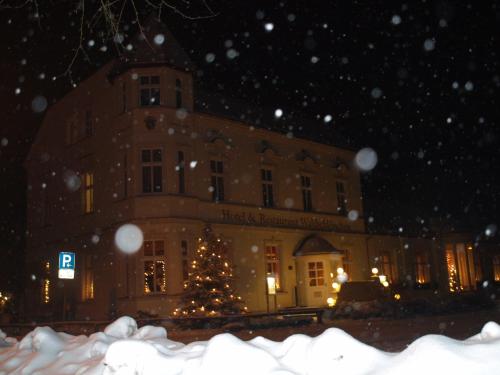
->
<box><xmin>143</xmin><ymin>240</ymin><xmax>167</xmax><ymax>294</ymax></box>
<box><xmin>140</xmin><ymin>76</ymin><xmax>160</xmax><ymax>106</ymax></box>
<box><xmin>141</xmin><ymin>149</ymin><xmax>163</xmax><ymax>193</ymax></box>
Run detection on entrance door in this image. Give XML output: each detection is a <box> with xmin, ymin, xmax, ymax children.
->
<box><xmin>296</xmin><ymin>253</ymin><xmax>343</xmax><ymax>307</ymax></box>
<box><xmin>306</xmin><ymin>260</ymin><xmax>328</xmax><ymax>306</ymax></box>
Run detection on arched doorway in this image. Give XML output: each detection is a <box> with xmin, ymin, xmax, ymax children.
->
<box><xmin>294</xmin><ymin>235</ymin><xmax>345</xmax><ymax>307</ymax></box>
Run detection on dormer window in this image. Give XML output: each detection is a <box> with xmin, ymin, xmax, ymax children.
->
<box><xmin>140</xmin><ymin>76</ymin><xmax>160</xmax><ymax>106</ymax></box>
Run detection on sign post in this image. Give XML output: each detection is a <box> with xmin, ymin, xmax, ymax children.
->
<box><xmin>58</xmin><ymin>252</ymin><xmax>75</xmax><ymax>321</ymax></box>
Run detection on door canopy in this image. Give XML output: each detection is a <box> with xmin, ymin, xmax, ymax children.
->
<box><xmin>294</xmin><ymin>235</ymin><xmax>344</xmax><ymax>256</ymax></box>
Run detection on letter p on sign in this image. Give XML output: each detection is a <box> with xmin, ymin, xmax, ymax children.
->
<box><xmin>58</xmin><ymin>252</ymin><xmax>76</xmax><ymax>279</ymax></box>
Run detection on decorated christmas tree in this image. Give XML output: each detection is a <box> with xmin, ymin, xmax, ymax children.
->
<box><xmin>174</xmin><ymin>225</ymin><xmax>247</xmax><ymax>317</ymax></box>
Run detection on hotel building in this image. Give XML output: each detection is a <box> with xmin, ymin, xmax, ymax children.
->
<box><xmin>24</xmin><ymin>21</ymin><xmax>491</xmax><ymax>320</ymax></box>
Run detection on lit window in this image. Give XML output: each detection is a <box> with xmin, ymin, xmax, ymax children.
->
<box><xmin>380</xmin><ymin>252</ymin><xmax>393</xmax><ymax>282</ymax></box>
<box><xmin>336</xmin><ymin>181</ymin><xmax>347</xmax><ymax>214</ymax></box>
<box><xmin>210</xmin><ymin>160</ymin><xmax>224</xmax><ymax>202</ymax></box>
<box><xmin>308</xmin><ymin>261</ymin><xmax>324</xmax><ymax>287</ymax></box>
<box><xmin>301</xmin><ymin>175</ymin><xmax>313</xmax><ymax>211</ymax></box>
<box><xmin>140</xmin><ymin>76</ymin><xmax>160</xmax><ymax>106</ymax></box>
<box><xmin>143</xmin><ymin>240</ymin><xmax>166</xmax><ymax>294</ymax></box>
<box><xmin>175</xmin><ymin>78</ymin><xmax>182</xmax><ymax>108</ymax></box>
<box><xmin>493</xmin><ymin>256</ymin><xmax>500</xmax><ymax>282</ymax></box>
<box><xmin>82</xmin><ymin>255</ymin><xmax>94</xmax><ymax>301</ymax></box>
<box><xmin>415</xmin><ymin>251</ymin><xmax>431</xmax><ymax>284</ymax></box>
<box><xmin>474</xmin><ymin>249</ymin><xmax>483</xmax><ymax>282</ymax></box>
<box><xmin>265</xmin><ymin>245</ymin><xmax>281</xmax><ymax>290</ymax></box>
<box><xmin>446</xmin><ymin>243</ymin><xmax>477</xmax><ymax>292</ymax></box>
<box><xmin>83</xmin><ymin>172</ymin><xmax>94</xmax><ymax>214</ymax></box>
<box><xmin>141</xmin><ymin>149</ymin><xmax>163</xmax><ymax>193</ymax></box>
<box><xmin>261</xmin><ymin>169</ymin><xmax>274</xmax><ymax>208</ymax></box>
<box><xmin>342</xmin><ymin>249</ymin><xmax>351</xmax><ymax>277</ymax></box>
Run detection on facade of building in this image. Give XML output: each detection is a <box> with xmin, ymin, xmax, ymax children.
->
<box><xmin>23</xmin><ymin>22</ymin><xmax>498</xmax><ymax>320</ymax></box>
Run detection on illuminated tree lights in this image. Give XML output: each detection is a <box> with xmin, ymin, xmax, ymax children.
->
<box><xmin>446</xmin><ymin>251</ymin><xmax>460</xmax><ymax>293</ymax></box>
<box><xmin>174</xmin><ymin>225</ymin><xmax>247</xmax><ymax>317</ymax></box>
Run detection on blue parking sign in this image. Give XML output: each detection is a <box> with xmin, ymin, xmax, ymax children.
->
<box><xmin>58</xmin><ymin>252</ymin><xmax>76</xmax><ymax>279</ymax></box>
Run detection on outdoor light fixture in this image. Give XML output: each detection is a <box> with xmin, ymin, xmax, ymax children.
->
<box><xmin>266</xmin><ymin>275</ymin><xmax>277</xmax><ymax>295</ymax></box>
<box><xmin>332</xmin><ymin>282</ymin><xmax>341</xmax><ymax>292</ymax></box>
<box><xmin>336</xmin><ymin>272</ymin><xmax>348</xmax><ymax>283</ymax></box>
<box><xmin>326</xmin><ymin>297</ymin><xmax>336</xmax><ymax>307</ymax></box>
<box><xmin>394</xmin><ymin>293</ymin><xmax>401</xmax><ymax>300</ymax></box>
<box><xmin>371</xmin><ymin>267</ymin><xmax>379</xmax><ymax>275</ymax></box>
<box><xmin>378</xmin><ymin>275</ymin><xmax>387</xmax><ymax>284</ymax></box>
<box><xmin>266</xmin><ymin>274</ymin><xmax>277</xmax><ymax>313</ymax></box>
<box><xmin>382</xmin><ymin>281</ymin><xmax>389</xmax><ymax>288</ymax></box>
<box><xmin>336</xmin><ymin>267</ymin><xmax>344</xmax><ymax>275</ymax></box>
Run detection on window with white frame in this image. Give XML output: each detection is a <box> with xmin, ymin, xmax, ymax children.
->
<box><xmin>380</xmin><ymin>252</ymin><xmax>393</xmax><ymax>282</ymax></box>
<box><xmin>261</xmin><ymin>169</ymin><xmax>274</xmax><ymax>208</ymax></box>
<box><xmin>301</xmin><ymin>175</ymin><xmax>312</xmax><ymax>211</ymax></box>
<box><xmin>342</xmin><ymin>249</ymin><xmax>351</xmax><ymax>277</ymax></box>
<box><xmin>139</xmin><ymin>76</ymin><xmax>160</xmax><ymax>106</ymax></box>
<box><xmin>143</xmin><ymin>240</ymin><xmax>166</xmax><ymax>294</ymax></box>
<box><xmin>265</xmin><ymin>245</ymin><xmax>281</xmax><ymax>290</ymax></box>
<box><xmin>308</xmin><ymin>261</ymin><xmax>324</xmax><ymax>287</ymax></box>
<box><xmin>210</xmin><ymin>160</ymin><xmax>224</xmax><ymax>202</ymax></box>
<box><xmin>141</xmin><ymin>149</ymin><xmax>163</xmax><ymax>193</ymax></box>
<box><xmin>336</xmin><ymin>181</ymin><xmax>347</xmax><ymax>214</ymax></box>
<box><xmin>415</xmin><ymin>251</ymin><xmax>431</xmax><ymax>284</ymax></box>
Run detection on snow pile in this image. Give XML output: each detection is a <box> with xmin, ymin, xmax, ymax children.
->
<box><xmin>1</xmin><ymin>317</ymin><xmax>500</xmax><ymax>374</ymax></box>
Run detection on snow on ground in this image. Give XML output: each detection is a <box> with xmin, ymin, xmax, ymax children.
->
<box><xmin>1</xmin><ymin>317</ymin><xmax>500</xmax><ymax>374</ymax></box>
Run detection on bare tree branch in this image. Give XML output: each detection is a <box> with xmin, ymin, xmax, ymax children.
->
<box><xmin>1</xmin><ymin>0</ymin><xmax>218</xmax><ymax>80</ymax></box>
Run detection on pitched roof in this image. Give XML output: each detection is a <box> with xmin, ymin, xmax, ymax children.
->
<box><xmin>294</xmin><ymin>235</ymin><xmax>344</xmax><ymax>256</ymax></box>
<box><xmin>108</xmin><ymin>16</ymin><xmax>196</xmax><ymax>79</ymax></box>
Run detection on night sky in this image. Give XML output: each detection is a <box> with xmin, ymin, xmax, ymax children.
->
<box><xmin>1</xmin><ymin>1</ymin><xmax>499</xmax><ymax>293</ymax></box>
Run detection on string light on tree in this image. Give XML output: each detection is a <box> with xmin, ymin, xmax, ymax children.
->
<box><xmin>174</xmin><ymin>225</ymin><xmax>247</xmax><ymax>317</ymax></box>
